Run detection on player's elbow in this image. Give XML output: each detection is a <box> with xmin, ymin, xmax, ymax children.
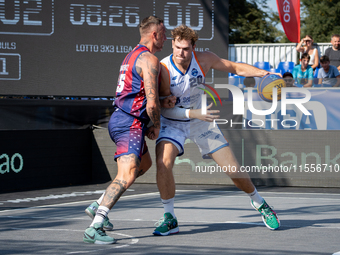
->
<box><xmin>146</xmin><ymin>100</ymin><xmax>158</xmax><ymax>112</ymax></box>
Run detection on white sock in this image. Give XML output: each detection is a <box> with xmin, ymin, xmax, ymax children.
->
<box><xmin>90</xmin><ymin>206</ymin><xmax>109</xmax><ymax>227</ymax></box>
<box><xmin>247</xmin><ymin>188</ymin><xmax>264</xmax><ymax>208</ymax></box>
<box><xmin>96</xmin><ymin>193</ymin><xmax>105</xmax><ymax>205</ymax></box>
<box><xmin>161</xmin><ymin>197</ymin><xmax>175</xmax><ymax>218</ymax></box>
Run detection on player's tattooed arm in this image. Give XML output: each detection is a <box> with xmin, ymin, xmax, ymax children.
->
<box><xmin>144</xmin><ymin>63</ymin><xmax>161</xmax><ymax>128</ymax></box>
<box><xmin>159</xmin><ymin>64</ymin><xmax>176</xmax><ymax>109</ymax></box>
<box><xmin>137</xmin><ymin>53</ymin><xmax>161</xmax><ymax>129</ymax></box>
<box><xmin>136</xmin><ymin>65</ymin><xmax>142</xmax><ymax>76</ymax></box>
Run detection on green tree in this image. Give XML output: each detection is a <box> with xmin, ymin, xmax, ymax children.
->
<box><xmin>267</xmin><ymin>10</ymin><xmax>289</xmax><ymax>43</ymax></box>
<box><xmin>300</xmin><ymin>0</ymin><xmax>340</xmax><ymax>43</ymax></box>
<box><xmin>229</xmin><ymin>0</ymin><xmax>280</xmax><ymax>43</ymax></box>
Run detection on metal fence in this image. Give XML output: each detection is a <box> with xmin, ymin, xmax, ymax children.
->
<box><xmin>228</xmin><ymin>43</ymin><xmax>332</xmax><ymax>69</ymax></box>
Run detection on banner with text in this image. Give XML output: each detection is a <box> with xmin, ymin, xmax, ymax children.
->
<box><xmin>276</xmin><ymin>0</ymin><xmax>300</xmax><ymax>43</ymax></box>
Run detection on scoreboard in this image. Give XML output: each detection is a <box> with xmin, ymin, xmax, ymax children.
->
<box><xmin>0</xmin><ymin>0</ymin><xmax>228</xmax><ymax>96</ymax></box>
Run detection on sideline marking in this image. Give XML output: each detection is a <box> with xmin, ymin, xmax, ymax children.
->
<box><xmin>176</xmin><ymin>189</ymin><xmax>340</xmax><ymax>196</ymax></box>
<box><xmin>0</xmin><ymin>192</ymin><xmax>160</xmax><ymax>213</ymax></box>
<box><xmin>0</xmin><ymin>189</ymin><xmax>132</xmax><ymax>204</ymax></box>
<box><xmin>3</xmin><ymin>215</ymin><xmax>340</xmax><ymax>230</ymax></box>
<box><xmin>1</xmin><ymin>189</ymin><xmax>340</xmax><ymax>214</ymax></box>
<box><xmin>2</xmin><ymin>189</ymin><xmax>340</xmax><ymax>205</ymax></box>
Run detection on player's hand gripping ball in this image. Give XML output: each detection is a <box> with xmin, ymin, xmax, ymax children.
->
<box><xmin>257</xmin><ymin>74</ymin><xmax>286</xmax><ymax>102</ymax></box>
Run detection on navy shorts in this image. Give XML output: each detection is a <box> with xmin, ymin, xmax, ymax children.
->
<box><xmin>108</xmin><ymin>107</ymin><xmax>149</xmax><ymax>161</ymax></box>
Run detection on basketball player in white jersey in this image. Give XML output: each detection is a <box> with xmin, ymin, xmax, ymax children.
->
<box><xmin>152</xmin><ymin>25</ymin><xmax>280</xmax><ymax>236</ymax></box>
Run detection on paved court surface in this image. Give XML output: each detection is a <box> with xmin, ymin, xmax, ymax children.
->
<box><xmin>0</xmin><ymin>183</ymin><xmax>340</xmax><ymax>255</ymax></box>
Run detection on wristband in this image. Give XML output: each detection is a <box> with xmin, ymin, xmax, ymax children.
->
<box><xmin>161</xmin><ymin>106</ymin><xmax>188</xmax><ymax>119</ymax></box>
<box><xmin>185</xmin><ymin>109</ymin><xmax>190</xmax><ymax>118</ymax></box>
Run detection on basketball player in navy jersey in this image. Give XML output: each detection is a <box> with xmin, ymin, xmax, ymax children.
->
<box><xmin>152</xmin><ymin>25</ymin><xmax>280</xmax><ymax>236</ymax></box>
<box><xmin>83</xmin><ymin>16</ymin><xmax>175</xmax><ymax>244</ymax></box>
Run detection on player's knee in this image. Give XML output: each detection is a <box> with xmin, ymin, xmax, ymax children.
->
<box><xmin>224</xmin><ymin>168</ymin><xmax>236</xmax><ymax>176</ymax></box>
<box><xmin>156</xmin><ymin>141</ymin><xmax>177</xmax><ymax>171</ymax></box>
<box><xmin>125</xmin><ymin>171</ymin><xmax>137</xmax><ymax>186</ymax></box>
<box><xmin>117</xmin><ymin>166</ymin><xmax>139</xmax><ymax>185</ymax></box>
<box><xmin>225</xmin><ymin>168</ymin><xmax>249</xmax><ymax>181</ymax></box>
<box><xmin>156</xmin><ymin>156</ymin><xmax>174</xmax><ymax>172</ymax></box>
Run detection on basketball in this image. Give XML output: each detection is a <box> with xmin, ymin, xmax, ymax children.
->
<box><xmin>257</xmin><ymin>74</ymin><xmax>286</xmax><ymax>102</ymax></box>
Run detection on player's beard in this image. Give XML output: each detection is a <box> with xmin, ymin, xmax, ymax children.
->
<box><xmin>154</xmin><ymin>40</ymin><xmax>164</xmax><ymax>52</ymax></box>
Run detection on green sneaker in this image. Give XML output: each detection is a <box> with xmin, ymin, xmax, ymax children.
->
<box><xmin>153</xmin><ymin>212</ymin><xmax>179</xmax><ymax>236</ymax></box>
<box><xmin>251</xmin><ymin>199</ymin><xmax>280</xmax><ymax>230</ymax></box>
<box><xmin>85</xmin><ymin>202</ymin><xmax>114</xmax><ymax>231</ymax></box>
<box><xmin>83</xmin><ymin>223</ymin><xmax>116</xmax><ymax>244</ymax></box>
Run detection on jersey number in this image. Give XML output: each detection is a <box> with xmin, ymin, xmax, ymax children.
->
<box><xmin>189</xmin><ymin>76</ymin><xmax>203</xmax><ymax>87</ymax></box>
<box><xmin>116</xmin><ymin>73</ymin><xmax>126</xmax><ymax>93</ymax></box>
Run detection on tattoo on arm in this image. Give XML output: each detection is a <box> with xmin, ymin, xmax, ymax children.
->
<box><xmin>150</xmin><ymin>63</ymin><xmax>159</xmax><ymax>76</ymax></box>
<box><xmin>147</xmin><ymin>107</ymin><xmax>160</xmax><ymax>128</ymax></box>
<box><xmin>135</xmin><ymin>55</ymin><xmax>144</xmax><ymax>76</ymax></box>
<box><xmin>143</xmin><ymin>57</ymin><xmax>161</xmax><ymax>128</ymax></box>
<box><xmin>136</xmin><ymin>65</ymin><xmax>142</xmax><ymax>76</ymax></box>
<box><xmin>145</xmin><ymin>62</ymin><xmax>158</xmax><ymax>100</ymax></box>
<box><xmin>146</xmin><ymin>87</ymin><xmax>156</xmax><ymax>99</ymax></box>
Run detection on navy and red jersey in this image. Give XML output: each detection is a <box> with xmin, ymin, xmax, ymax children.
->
<box><xmin>114</xmin><ymin>44</ymin><xmax>150</xmax><ymax>121</ymax></box>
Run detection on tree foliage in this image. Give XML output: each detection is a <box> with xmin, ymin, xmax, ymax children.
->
<box><xmin>229</xmin><ymin>0</ymin><xmax>281</xmax><ymax>43</ymax></box>
<box><xmin>228</xmin><ymin>0</ymin><xmax>340</xmax><ymax>44</ymax></box>
<box><xmin>300</xmin><ymin>0</ymin><xmax>340</xmax><ymax>43</ymax></box>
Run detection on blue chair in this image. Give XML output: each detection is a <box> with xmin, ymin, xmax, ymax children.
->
<box><xmin>228</xmin><ymin>75</ymin><xmax>245</xmax><ymax>86</ymax></box>
<box><xmin>254</xmin><ymin>61</ymin><xmax>271</xmax><ymax>70</ymax></box>
<box><xmin>270</xmin><ymin>68</ymin><xmax>281</xmax><ymax>74</ymax></box>
<box><xmin>282</xmin><ymin>68</ymin><xmax>294</xmax><ymax>75</ymax></box>
<box><xmin>228</xmin><ymin>76</ymin><xmax>239</xmax><ymax>86</ymax></box>
<box><xmin>277</xmin><ymin>61</ymin><xmax>295</xmax><ymax>74</ymax></box>
<box><xmin>239</xmin><ymin>76</ymin><xmax>245</xmax><ymax>85</ymax></box>
<box><xmin>313</xmin><ymin>67</ymin><xmax>320</xmax><ymax>78</ymax></box>
<box><xmin>313</xmin><ymin>67</ymin><xmax>320</xmax><ymax>86</ymax></box>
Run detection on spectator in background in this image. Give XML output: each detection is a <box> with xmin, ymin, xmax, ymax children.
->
<box><xmin>292</xmin><ymin>53</ymin><xmax>313</xmax><ymax>87</ymax></box>
<box><xmin>296</xmin><ymin>35</ymin><xmax>319</xmax><ymax>71</ymax></box>
<box><xmin>317</xmin><ymin>55</ymin><xmax>340</xmax><ymax>87</ymax></box>
<box><xmin>325</xmin><ymin>34</ymin><xmax>340</xmax><ymax>71</ymax></box>
<box><xmin>282</xmin><ymin>72</ymin><xmax>295</xmax><ymax>87</ymax></box>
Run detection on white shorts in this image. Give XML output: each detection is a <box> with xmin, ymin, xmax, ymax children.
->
<box><xmin>156</xmin><ymin>116</ymin><xmax>229</xmax><ymax>159</ymax></box>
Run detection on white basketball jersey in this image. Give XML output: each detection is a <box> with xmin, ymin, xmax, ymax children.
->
<box><xmin>161</xmin><ymin>51</ymin><xmax>206</xmax><ymax>120</ymax></box>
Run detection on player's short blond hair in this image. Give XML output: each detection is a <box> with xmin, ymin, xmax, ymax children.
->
<box><xmin>171</xmin><ymin>25</ymin><xmax>198</xmax><ymax>46</ymax></box>
<box><xmin>139</xmin><ymin>16</ymin><xmax>163</xmax><ymax>36</ymax></box>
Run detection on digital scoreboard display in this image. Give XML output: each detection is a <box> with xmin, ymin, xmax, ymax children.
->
<box><xmin>0</xmin><ymin>0</ymin><xmax>228</xmax><ymax>97</ymax></box>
